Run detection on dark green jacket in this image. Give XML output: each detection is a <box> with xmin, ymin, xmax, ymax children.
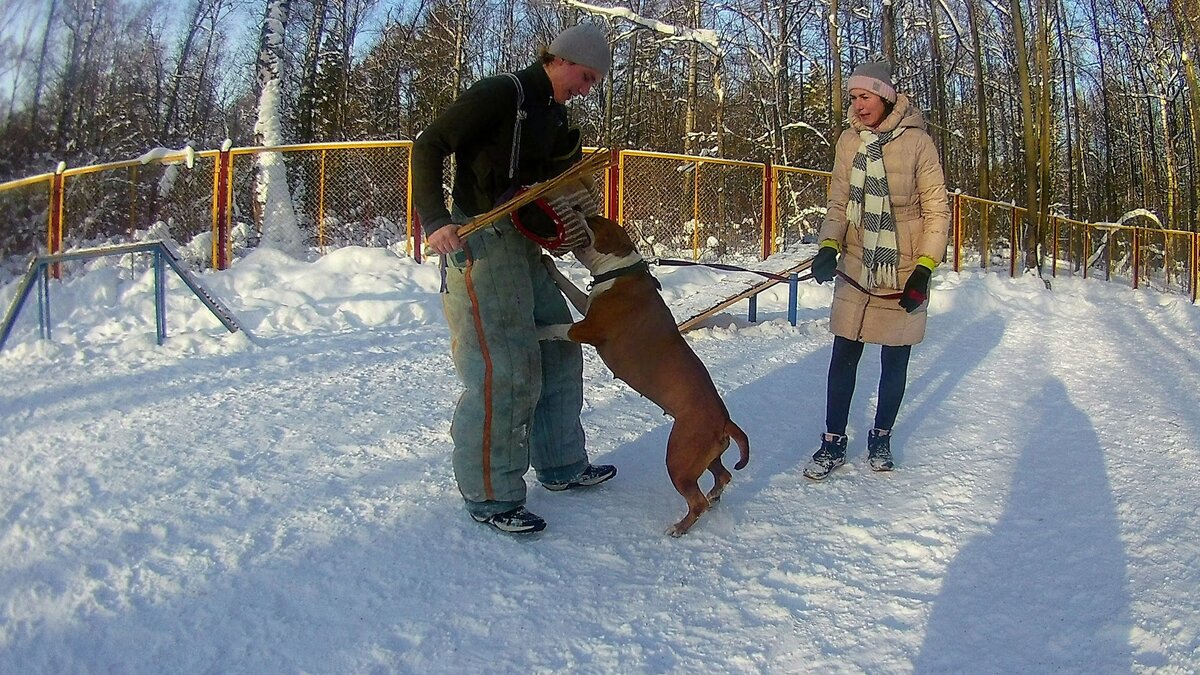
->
<box><xmin>412</xmin><ymin>63</ymin><xmax>582</xmax><ymax>236</ymax></box>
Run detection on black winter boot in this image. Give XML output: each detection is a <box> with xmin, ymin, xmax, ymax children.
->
<box><xmin>867</xmin><ymin>428</ymin><xmax>894</xmax><ymax>471</ymax></box>
<box><xmin>804</xmin><ymin>433</ymin><xmax>848</xmax><ymax>480</ymax></box>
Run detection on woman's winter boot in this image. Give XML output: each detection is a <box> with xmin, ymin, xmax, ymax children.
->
<box><xmin>867</xmin><ymin>428</ymin><xmax>894</xmax><ymax>471</ymax></box>
<box><xmin>804</xmin><ymin>433</ymin><xmax>848</xmax><ymax>480</ymax></box>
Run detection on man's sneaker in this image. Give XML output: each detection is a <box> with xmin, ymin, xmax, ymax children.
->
<box><xmin>471</xmin><ymin>506</ymin><xmax>547</xmax><ymax>534</ymax></box>
<box><xmin>867</xmin><ymin>428</ymin><xmax>894</xmax><ymax>471</ymax></box>
<box><xmin>542</xmin><ymin>464</ymin><xmax>617</xmax><ymax>491</ymax></box>
<box><xmin>803</xmin><ymin>433</ymin><xmax>847</xmax><ymax>481</ymax></box>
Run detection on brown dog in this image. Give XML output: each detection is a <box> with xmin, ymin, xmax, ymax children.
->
<box><xmin>539</xmin><ymin>215</ymin><xmax>750</xmax><ymax>536</ymax></box>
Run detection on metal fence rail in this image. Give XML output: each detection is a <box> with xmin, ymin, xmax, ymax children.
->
<box><xmin>0</xmin><ymin>240</ymin><xmax>243</xmax><ymax>351</ymax></box>
<box><xmin>1</xmin><ymin>142</ymin><xmax>1196</xmax><ymax>303</ymax></box>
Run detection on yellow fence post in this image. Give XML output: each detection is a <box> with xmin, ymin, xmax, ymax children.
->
<box><xmin>606</xmin><ymin>148</ymin><xmax>621</xmax><ymax>222</ymax></box>
<box><xmin>317</xmin><ymin>149</ymin><xmax>328</xmax><ymax>254</ymax></box>
<box><xmin>691</xmin><ymin>160</ymin><xmax>701</xmax><ymax>260</ymax></box>
<box><xmin>617</xmin><ymin>151</ymin><xmax>626</xmax><ymax>225</ymax></box>
<box><xmin>210</xmin><ymin>146</ymin><xmax>233</xmax><ymax>270</ymax></box>
<box><xmin>952</xmin><ymin>193</ymin><xmax>961</xmax><ymax>272</ymax></box>
<box><xmin>406</xmin><ymin>146</ymin><xmax>415</xmax><ymax>259</ymax></box>
<box><xmin>761</xmin><ymin>162</ymin><xmax>774</xmax><ymax>260</ymax></box>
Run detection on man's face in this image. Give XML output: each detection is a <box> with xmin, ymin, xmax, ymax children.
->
<box><xmin>550</xmin><ymin>60</ymin><xmax>602</xmax><ymax>104</ymax></box>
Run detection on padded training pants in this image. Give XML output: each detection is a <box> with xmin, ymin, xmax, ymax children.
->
<box><xmin>441</xmin><ymin>222</ymin><xmax>588</xmax><ymax>518</ymax></box>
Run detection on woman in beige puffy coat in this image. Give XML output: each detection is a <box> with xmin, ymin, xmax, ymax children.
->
<box><xmin>803</xmin><ymin>59</ymin><xmax>950</xmax><ymax>481</ymax></box>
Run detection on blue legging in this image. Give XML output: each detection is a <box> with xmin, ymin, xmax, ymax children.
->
<box><xmin>825</xmin><ymin>335</ymin><xmax>912</xmax><ymax>435</ymax></box>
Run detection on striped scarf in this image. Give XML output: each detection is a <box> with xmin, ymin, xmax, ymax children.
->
<box><xmin>846</xmin><ymin>126</ymin><xmax>905</xmax><ymax>290</ymax></box>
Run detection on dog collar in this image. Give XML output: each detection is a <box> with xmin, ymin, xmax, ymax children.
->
<box><xmin>589</xmin><ymin>260</ymin><xmax>659</xmax><ymax>290</ymax></box>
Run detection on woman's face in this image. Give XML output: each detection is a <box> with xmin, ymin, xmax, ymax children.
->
<box><xmin>546</xmin><ymin>59</ymin><xmax>602</xmax><ymax>104</ymax></box>
<box><xmin>849</xmin><ymin>89</ymin><xmax>888</xmax><ymax>128</ymax></box>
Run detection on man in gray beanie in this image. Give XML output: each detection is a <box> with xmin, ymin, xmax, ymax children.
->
<box><xmin>411</xmin><ymin>24</ymin><xmax>616</xmax><ymax>535</ymax></box>
<box><xmin>548</xmin><ymin>23</ymin><xmax>611</xmax><ymax>81</ymax></box>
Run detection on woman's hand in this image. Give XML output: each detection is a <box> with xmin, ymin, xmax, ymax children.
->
<box><xmin>812</xmin><ymin>244</ymin><xmax>839</xmax><ymax>284</ymax></box>
<box><xmin>899</xmin><ymin>265</ymin><xmax>932</xmax><ymax>312</ymax></box>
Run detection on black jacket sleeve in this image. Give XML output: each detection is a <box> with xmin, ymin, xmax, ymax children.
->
<box><xmin>411</xmin><ymin>80</ymin><xmax>518</xmax><ymax>234</ymax></box>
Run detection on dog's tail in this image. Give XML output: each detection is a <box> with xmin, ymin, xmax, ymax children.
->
<box><xmin>727</xmin><ymin>420</ymin><xmax>750</xmax><ymax>470</ymax></box>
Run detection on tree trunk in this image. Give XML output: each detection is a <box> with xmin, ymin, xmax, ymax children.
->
<box><xmin>1158</xmin><ymin>90</ymin><xmax>1178</xmax><ymax>230</ymax></box>
<box><xmin>1185</xmin><ymin>53</ymin><xmax>1200</xmax><ymax>231</ymax></box>
<box><xmin>882</xmin><ymin>0</ymin><xmax>896</xmax><ymax>62</ymax></box>
<box><xmin>712</xmin><ymin>52</ymin><xmax>725</xmax><ymax>157</ymax></box>
<box><xmin>29</xmin><ymin>0</ymin><xmax>59</xmax><ymax>133</ymax></box>
<box><xmin>829</xmin><ymin>0</ymin><xmax>843</xmax><ymax>148</ymax></box>
<box><xmin>296</xmin><ymin>0</ymin><xmax>330</xmax><ymax>142</ymax></box>
<box><xmin>1087</xmin><ymin>0</ymin><xmax>1115</xmax><ymax>218</ymax></box>
<box><xmin>603</xmin><ymin>28</ymin><xmax>615</xmax><ymax>147</ymax></box>
<box><xmin>683</xmin><ymin>0</ymin><xmax>700</xmax><ymax>155</ymax></box>
<box><xmin>1036</xmin><ymin>0</ymin><xmax>1052</xmax><ymax>263</ymax></box>
<box><xmin>3</xmin><ymin>10</ymin><xmax>35</xmax><ymax>136</ymax></box>
<box><xmin>1054</xmin><ymin>0</ymin><xmax>1075</xmax><ymax>219</ymax></box>
<box><xmin>254</xmin><ymin>0</ymin><xmax>304</xmax><ymax>257</ymax></box>
<box><xmin>621</xmin><ymin>29</ymin><xmax>639</xmax><ymax>146</ymax></box>
<box><xmin>967</xmin><ymin>0</ymin><xmax>990</xmax><ymax>201</ymax></box>
<box><xmin>57</xmin><ymin>0</ymin><xmax>103</xmax><ymax>152</ymax></box>
<box><xmin>1011</xmin><ymin>0</ymin><xmax>1042</xmax><ymax>272</ymax></box>
<box><xmin>774</xmin><ymin>0</ymin><xmax>791</xmax><ymax>163</ymax></box>
<box><xmin>925</xmin><ymin>0</ymin><xmax>949</xmax><ymax>154</ymax></box>
<box><xmin>161</xmin><ymin>0</ymin><xmax>205</xmax><ymax>138</ymax></box>
<box><xmin>451</xmin><ymin>0</ymin><xmax>469</xmax><ymax>95</ymax></box>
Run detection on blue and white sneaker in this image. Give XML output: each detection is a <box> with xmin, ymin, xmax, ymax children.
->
<box><xmin>471</xmin><ymin>507</ymin><xmax>547</xmax><ymax>534</ymax></box>
<box><xmin>542</xmin><ymin>464</ymin><xmax>617</xmax><ymax>492</ymax></box>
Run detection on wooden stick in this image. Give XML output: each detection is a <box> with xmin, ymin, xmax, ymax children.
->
<box><xmin>455</xmin><ymin>151</ymin><xmax>611</xmax><ymax>239</ymax></box>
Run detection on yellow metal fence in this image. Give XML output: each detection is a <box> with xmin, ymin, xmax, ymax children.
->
<box><xmin>1</xmin><ymin>142</ymin><xmax>1196</xmax><ymax>302</ymax></box>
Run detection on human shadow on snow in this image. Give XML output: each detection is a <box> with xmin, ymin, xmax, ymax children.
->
<box><xmin>913</xmin><ymin>376</ymin><xmax>1135</xmax><ymax>672</ymax></box>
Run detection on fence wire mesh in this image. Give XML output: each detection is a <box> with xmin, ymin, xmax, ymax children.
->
<box><xmin>0</xmin><ymin>178</ymin><xmax>49</xmax><ymax>264</ymax></box>
<box><xmin>2</xmin><ymin>142</ymin><xmax>1197</xmax><ymax>302</ymax></box>
<box><xmin>773</xmin><ymin>167</ymin><xmax>829</xmax><ymax>251</ymax></box>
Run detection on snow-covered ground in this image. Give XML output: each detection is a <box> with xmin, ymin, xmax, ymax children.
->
<box><xmin>1</xmin><ymin>243</ymin><xmax>1198</xmax><ymax>673</ymax></box>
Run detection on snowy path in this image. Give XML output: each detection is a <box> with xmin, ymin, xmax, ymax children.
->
<box><xmin>1</xmin><ymin>249</ymin><xmax>1198</xmax><ymax>672</ymax></box>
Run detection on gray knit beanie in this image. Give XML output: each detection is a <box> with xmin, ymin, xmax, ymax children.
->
<box><xmin>847</xmin><ymin>59</ymin><xmax>896</xmax><ymax>103</ymax></box>
<box><xmin>549</xmin><ymin>23</ymin><xmax>611</xmax><ymax>79</ymax></box>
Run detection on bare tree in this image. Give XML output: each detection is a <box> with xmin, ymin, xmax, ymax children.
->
<box><xmin>966</xmin><ymin>0</ymin><xmax>991</xmax><ymax>201</ymax></box>
<box><xmin>829</xmin><ymin>0</ymin><xmax>844</xmax><ymax>147</ymax></box>
<box><xmin>28</xmin><ymin>0</ymin><xmax>60</xmax><ymax>135</ymax></box>
<box><xmin>1009</xmin><ymin>0</ymin><xmax>1051</xmax><ymax>272</ymax></box>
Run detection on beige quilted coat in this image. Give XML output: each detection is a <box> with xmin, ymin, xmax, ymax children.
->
<box><xmin>818</xmin><ymin>94</ymin><xmax>951</xmax><ymax>346</ymax></box>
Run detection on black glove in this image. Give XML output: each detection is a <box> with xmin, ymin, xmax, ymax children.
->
<box><xmin>899</xmin><ymin>265</ymin><xmax>932</xmax><ymax>313</ymax></box>
<box><xmin>811</xmin><ymin>245</ymin><xmax>838</xmax><ymax>284</ymax></box>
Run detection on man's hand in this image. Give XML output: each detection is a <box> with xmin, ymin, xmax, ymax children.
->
<box><xmin>427</xmin><ymin>225</ymin><xmax>464</xmax><ymax>255</ymax></box>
